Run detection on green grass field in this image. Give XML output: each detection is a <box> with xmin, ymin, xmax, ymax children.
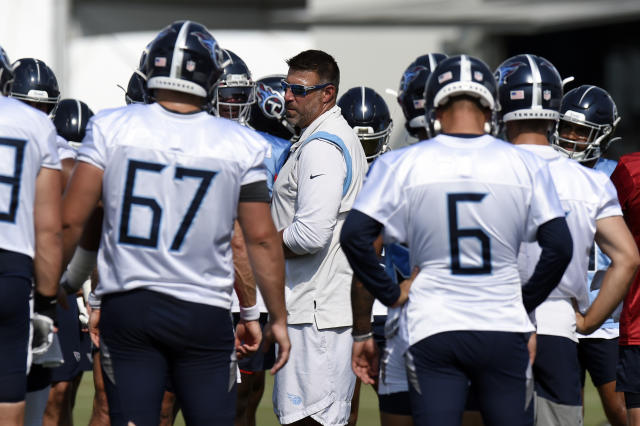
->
<box><xmin>72</xmin><ymin>371</ymin><xmax>610</xmax><ymax>425</ymax></box>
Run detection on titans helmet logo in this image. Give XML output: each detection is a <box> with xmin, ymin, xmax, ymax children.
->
<box><xmin>399</xmin><ymin>65</ymin><xmax>427</xmax><ymax>96</ymax></box>
<box><xmin>495</xmin><ymin>62</ymin><xmax>527</xmax><ymax>86</ymax></box>
<box><xmin>256</xmin><ymin>82</ymin><xmax>285</xmax><ymax>119</ymax></box>
<box><xmin>192</xmin><ymin>32</ymin><xmax>225</xmax><ymax>68</ymax></box>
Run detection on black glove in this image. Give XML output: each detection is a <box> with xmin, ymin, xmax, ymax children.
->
<box><xmin>34</xmin><ymin>291</ymin><xmax>57</xmax><ymax>323</ymax></box>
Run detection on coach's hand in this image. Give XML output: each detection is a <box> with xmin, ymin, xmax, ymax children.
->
<box><xmin>235</xmin><ymin>319</ymin><xmax>262</xmax><ymax>359</ymax></box>
<box><xmin>391</xmin><ymin>267</ymin><xmax>419</xmax><ymax>308</ymax></box>
<box><xmin>352</xmin><ymin>338</ymin><xmax>379</xmax><ymax>385</ymax></box>
<box><xmin>263</xmin><ymin>319</ymin><xmax>290</xmax><ymax>375</ymax></box>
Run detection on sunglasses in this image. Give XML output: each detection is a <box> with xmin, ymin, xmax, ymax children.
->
<box><xmin>281</xmin><ymin>79</ymin><xmax>333</xmax><ymax>97</ymax></box>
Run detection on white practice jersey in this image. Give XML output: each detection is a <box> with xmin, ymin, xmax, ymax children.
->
<box><xmin>517</xmin><ymin>145</ymin><xmax>621</xmax><ymax>340</ymax></box>
<box><xmin>353</xmin><ymin>134</ymin><xmax>564</xmax><ymax>346</ymax></box>
<box><xmin>56</xmin><ymin>135</ymin><xmax>77</xmax><ymax>161</ymax></box>
<box><xmin>0</xmin><ymin>96</ymin><xmax>60</xmax><ymax>258</ymax></box>
<box><xmin>78</xmin><ymin>103</ymin><xmax>269</xmax><ymax>309</ymax></box>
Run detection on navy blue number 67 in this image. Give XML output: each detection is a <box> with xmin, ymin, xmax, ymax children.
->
<box><xmin>447</xmin><ymin>193</ymin><xmax>492</xmax><ymax>275</ymax></box>
<box><xmin>0</xmin><ymin>138</ymin><xmax>26</xmax><ymax>223</ymax></box>
<box><xmin>119</xmin><ymin>159</ymin><xmax>216</xmax><ymax>250</ymax></box>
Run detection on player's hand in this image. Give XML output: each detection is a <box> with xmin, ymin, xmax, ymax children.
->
<box><xmin>527</xmin><ymin>333</ymin><xmax>537</xmax><ymax>364</ymax></box>
<box><xmin>351</xmin><ymin>338</ymin><xmax>379</xmax><ymax>385</ymax></box>
<box><xmin>263</xmin><ymin>319</ymin><xmax>290</xmax><ymax>375</ymax></box>
<box><xmin>89</xmin><ymin>308</ymin><xmax>101</xmax><ymax>348</ymax></box>
<box><xmin>235</xmin><ymin>319</ymin><xmax>262</xmax><ymax>359</ymax></box>
<box><xmin>391</xmin><ymin>266</ymin><xmax>420</xmax><ymax>308</ymax></box>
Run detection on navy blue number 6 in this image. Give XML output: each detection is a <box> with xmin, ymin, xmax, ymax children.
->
<box><xmin>119</xmin><ymin>160</ymin><xmax>216</xmax><ymax>250</ymax></box>
<box><xmin>0</xmin><ymin>138</ymin><xmax>26</xmax><ymax>223</ymax></box>
<box><xmin>447</xmin><ymin>193</ymin><xmax>491</xmax><ymax>275</ymax></box>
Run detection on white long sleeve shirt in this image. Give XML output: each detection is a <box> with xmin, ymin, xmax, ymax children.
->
<box><xmin>271</xmin><ymin>105</ymin><xmax>367</xmax><ymax>328</ymax></box>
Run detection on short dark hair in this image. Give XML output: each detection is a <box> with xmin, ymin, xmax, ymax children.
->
<box><xmin>286</xmin><ymin>49</ymin><xmax>340</xmax><ymax>90</ymax></box>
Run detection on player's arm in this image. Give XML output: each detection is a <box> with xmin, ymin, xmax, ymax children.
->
<box><xmin>280</xmin><ymin>140</ymin><xmax>345</xmax><ymax>258</ymax></box>
<box><xmin>521</xmin><ymin>217</ymin><xmax>573</xmax><ymax>312</ymax></box>
<box><xmin>576</xmin><ymin>216</ymin><xmax>640</xmax><ymax>334</ymax></box>
<box><xmin>232</xmin><ymin>220</ymin><xmax>257</xmax><ymax>308</ymax></box>
<box><xmin>61</xmin><ymin>206</ymin><xmax>102</xmax><ymax>296</ymax></box>
<box><xmin>350</xmin><ymin>234</ymin><xmax>383</xmax><ymax>385</ymax></box>
<box><xmin>237</xmin><ymin>186</ymin><xmax>290</xmax><ymax>374</ymax></box>
<box><xmin>231</xmin><ymin>220</ymin><xmax>261</xmax><ymax>358</ymax></box>
<box><xmin>341</xmin><ymin>210</ymin><xmax>416</xmax><ymax>308</ymax></box>
<box><xmin>33</xmin><ymin>167</ymin><xmax>63</xmax><ymax>301</ymax></box>
<box><xmin>62</xmin><ymin>162</ymin><xmax>103</xmax><ymax>267</ymax></box>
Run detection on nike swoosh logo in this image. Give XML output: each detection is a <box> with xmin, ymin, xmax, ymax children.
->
<box><xmin>310</xmin><ymin>173</ymin><xmax>325</xmax><ymax>179</ymax></box>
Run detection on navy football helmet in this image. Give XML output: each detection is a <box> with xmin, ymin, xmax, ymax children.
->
<box><xmin>495</xmin><ymin>54</ymin><xmax>562</xmax><ymax>124</ymax></box>
<box><xmin>146</xmin><ymin>21</ymin><xmax>226</xmax><ymax>99</ymax></box>
<box><xmin>9</xmin><ymin>58</ymin><xmax>60</xmax><ymax>116</ymax></box>
<box><xmin>397</xmin><ymin>53</ymin><xmax>447</xmax><ymax>138</ymax></box>
<box><xmin>52</xmin><ymin>99</ymin><xmax>94</xmax><ymax>148</ymax></box>
<box><xmin>552</xmin><ymin>85</ymin><xmax>620</xmax><ymax>163</ymax></box>
<box><xmin>0</xmin><ymin>46</ymin><xmax>12</xmax><ymax>96</ymax></box>
<box><xmin>211</xmin><ymin>49</ymin><xmax>255</xmax><ymax>123</ymax></box>
<box><xmin>338</xmin><ymin>86</ymin><xmax>393</xmax><ymax>162</ymax></box>
<box><xmin>424</xmin><ymin>55</ymin><xmax>498</xmax><ymax>135</ymax></box>
<box><xmin>248</xmin><ymin>74</ymin><xmax>295</xmax><ymax>140</ymax></box>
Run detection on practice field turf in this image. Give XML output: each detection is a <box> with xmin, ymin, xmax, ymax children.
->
<box><xmin>72</xmin><ymin>371</ymin><xmax>610</xmax><ymax>425</ymax></box>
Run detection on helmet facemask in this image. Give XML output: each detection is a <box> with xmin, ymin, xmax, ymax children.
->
<box><xmin>553</xmin><ymin>111</ymin><xmax>620</xmax><ymax>163</ymax></box>
<box><xmin>355</xmin><ymin>121</ymin><xmax>393</xmax><ymax>162</ymax></box>
<box><xmin>212</xmin><ymin>75</ymin><xmax>256</xmax><ymax>124</ymax></box>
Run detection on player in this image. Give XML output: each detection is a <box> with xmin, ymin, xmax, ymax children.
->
<box><xmin>340</xmin><ymin>54</ymin><xmax>574</xmax><ymax>425</ymax></box>
<box><xmin>210</xmin><ymin>49</ymin><xmax>255</xmax><ymax>125</ymax></box>
<box><xmin>552</xmin><ymin>84</ymin><xmax>629</xmax><ymax>426</ymax></box>
<box><xmin>496</xmin><ymin>55</ymin><xmax>639</xmax><ymax>426</ymax></box>
<box><xmin>60</xmin><ymin>20</ymin><xmax>290</xmax><ymax>425</ymax></box>
<box><xmin>0</xmin><ymin>52</ymin><xmax>62</xmax><ymax>426</ymax></box>
<box><xmin>270</xmin><ymin>49</ymin><xmax>367</xmax><ymax>425</ymax></box>
<box><xmin>397</xmin><ymin>53</ymin><xmax>447</xmax><ymax>142</ymax></box>
<box><xmin>345</xmin><ymin>54</ymin><xmax>436</xmax><ymax>426</ymax></box>
<box><xmin>610</xmin><ymin>153</ymin><xmax>640</xmax><ymax>426</ymax></box>
<box><xmin>42</xmin><ymin>98</ymin><xmax>96</xmax><ymax>426</ymax></box>
<box><xmin>8</xmin><ymin>57</ymin><xmax>67</xmax><ymax>426</ymax></box>
<box><xmin>337</xmin><ymin>85</ymin><xmax>394</xmax><ymax>424</ymax></box>
<box><xmin>338</xmin><ymin>86</ymin><xmax>393</xmax><ymax>163</ymax></box>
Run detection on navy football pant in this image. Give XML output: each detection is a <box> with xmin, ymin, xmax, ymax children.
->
<box><xmin>100</xmin><ymin>289</ymin><xmax>237</xmax><ymax>426</ymax></box>
<box><xmin>408</xmin><ymin>330</ymin><xmax>529</xmax><ymax>426</ymax></box>
<box><xmin>0</xmin><ymin>250</ymin><xmax>33</xmax><ymax>402</ymax></box>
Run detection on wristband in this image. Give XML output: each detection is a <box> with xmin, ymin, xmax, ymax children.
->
<box><xmin>240</xmin><ymin>304</ymin><xmax>260</xmax><ymax>321</ymax></box>
<box><xmin>88</xmin><ymin>291</ymin><xmax>101</xmax><ymax>310</ymax></box>
<box><xmin>352</xmin><ymin>331</ymin><xmax>373</xmax><ymax>342</ymax></box>
<box><xmin>34</xmin><ymin>291</ymin><xmax>57</xmax><ymax>322</ymax></box>
<box><xmin>64</xmin><ymin>248</ymin><xmax>98</xmax><ymax>293</ymax></box>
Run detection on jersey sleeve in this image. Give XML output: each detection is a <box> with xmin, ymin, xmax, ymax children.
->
<box><xmin>596</xmin><ymin>177</ymin><xmax>623</xmax><ymax>220</ymax></box>
<box><xmin>77</xmin><ymin>117</ymin><xmax>107</xmax><ymax>170</ymax></box>
<box><xmin>40</xmin><ymin>122</ymin><xmax>61</xmax><ymax>170</ymax></box>
<box><xmin>240</xmin><ymin>131</ymin><xmax>269</xmax><ymax>186</ymax></box>
<box><xmin>524</xmin><ymin>159</ymin><xmax>564</xmax><ymax>242</ymax></box>
<box><xmin>352</xmin><ymin>153</ymin><xmax>408</xmax><ymax>244</ymax></box>
<box><xmin>56</xmin><ymin>135</ymin><xmax>77</xmax><ymax>161</ymax></box>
